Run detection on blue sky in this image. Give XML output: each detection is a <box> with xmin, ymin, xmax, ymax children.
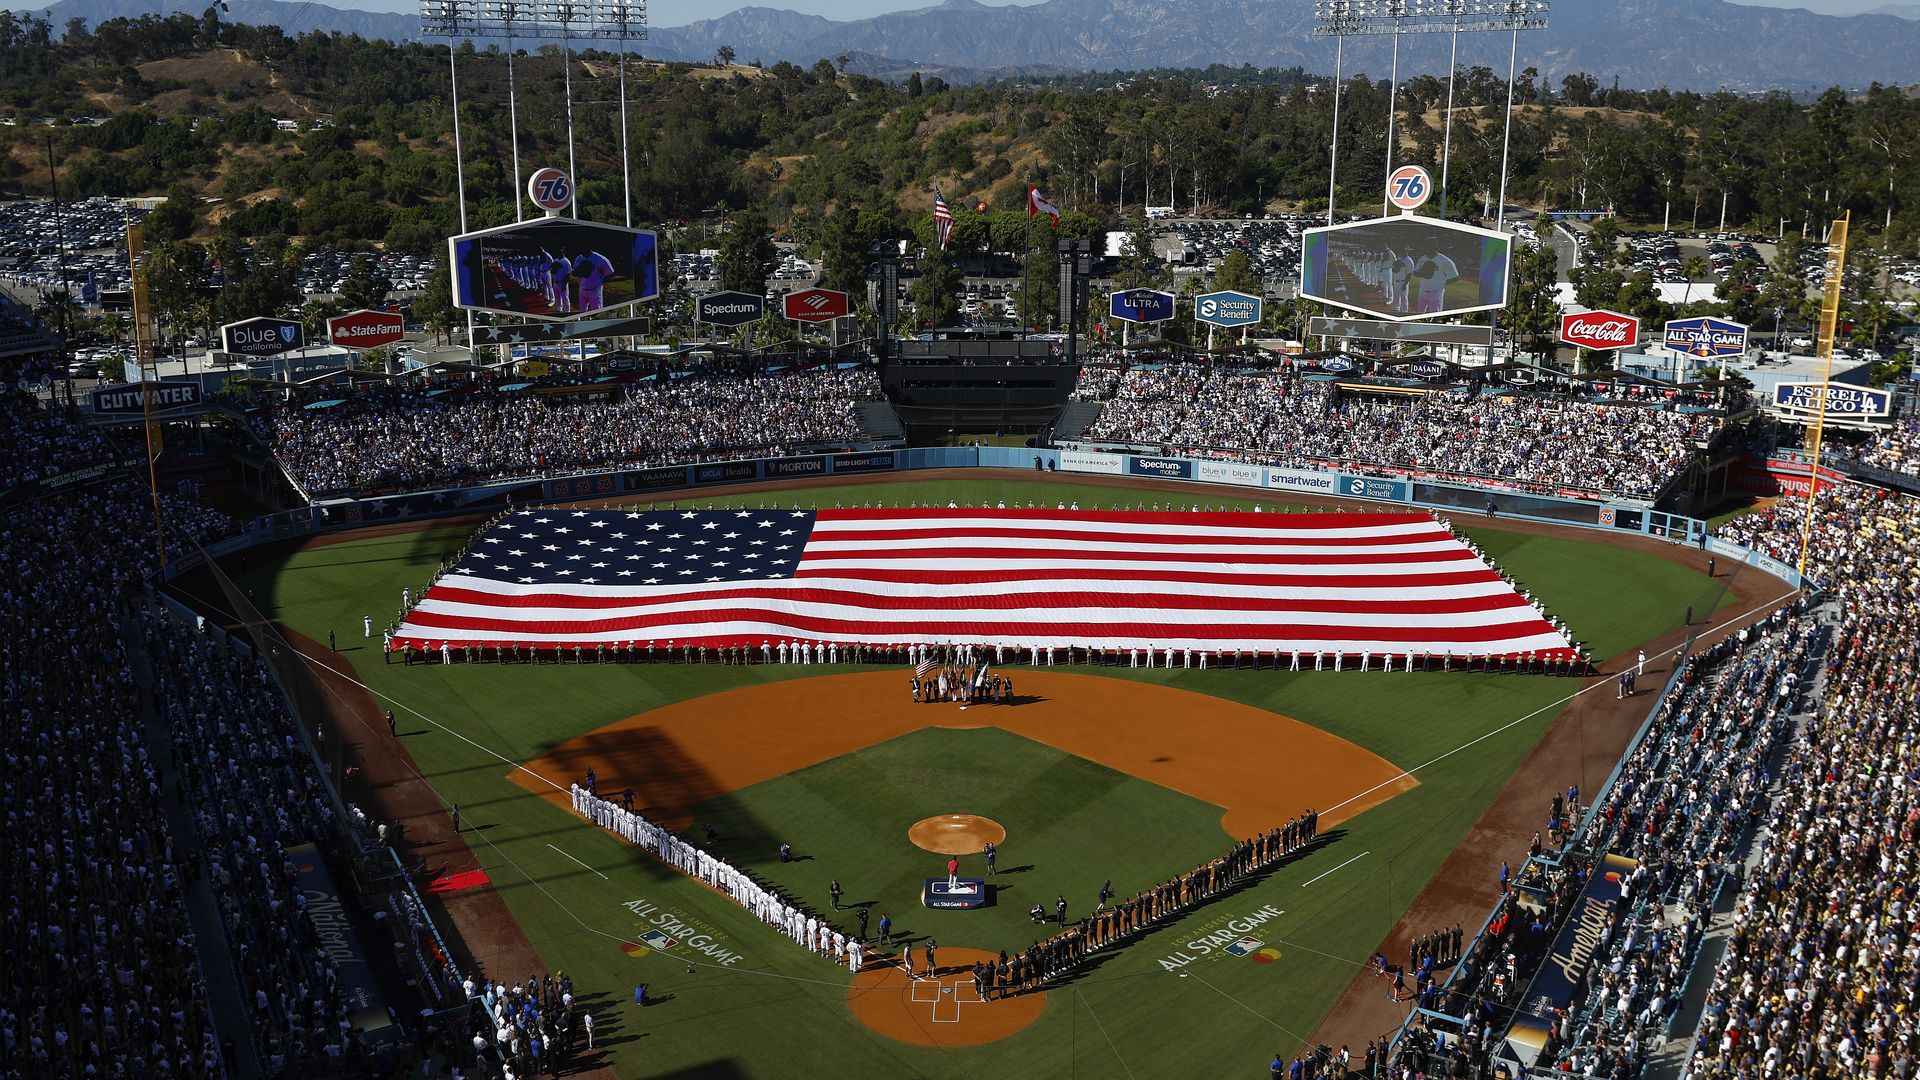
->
<box><xmin>318</xmin><ymin>0</ymin><xmax>1893</xmax><ymax>26</ymax></box>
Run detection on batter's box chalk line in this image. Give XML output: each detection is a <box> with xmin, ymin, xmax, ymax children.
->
<box><xmin>910</xmin><ymin>974</ymin><xmax>982</xmax><ymax>1022</ymax></box>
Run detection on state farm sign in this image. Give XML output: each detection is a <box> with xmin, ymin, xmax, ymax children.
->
<box><xmin>326</xmin><ymin>309</ymin><xmax>406</xmax><ymax>350</ymax></box>
<box><xmin>1559</xmin><ymin>309</ymin><xmax>1639</xmax><ymax>351</ymax></box>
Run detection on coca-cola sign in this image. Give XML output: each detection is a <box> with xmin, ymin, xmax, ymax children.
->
<box><xmin>1559</xmin><ymin>310</ymin><xmax>1640</xmax><ymax>351</ymax></box>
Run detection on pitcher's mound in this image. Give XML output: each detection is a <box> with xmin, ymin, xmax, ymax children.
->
<box><xmin>849</xmin><ymin>946</ymin><xmax>1046</xmax><ymax>1047</ymax></box>
<box><xmin>909</xmin><ymin>814</ymin><xmax>1007</xmax><ymax>855</ymax></box>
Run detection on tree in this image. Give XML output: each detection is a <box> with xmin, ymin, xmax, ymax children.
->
<box><xmin>1714</xmin><ymin>258</ymin><xmax>1764</xmax><ymax>327</ymax></box>
<box><xmin>716</xmin><ymin>209</ymin><xmax>776</xmax><ymax>295</ymax></box>
<box><xmin>1501</xmin><ymin>216</ymin><xmax>1562</xmax><ymax>360</ymax></box>
<box><xmin>1114</xmin><ymin>208</ymin><xmax>1161</xmax><ymax>289</ymax></box>
<box><xmin>1680</xmin><ymin>254</ymin><xmax>1709</xmax><ymax>308</ymax></box>
<box><xmin>906</xmin><ymin>71</ymin><xmax>922</xmax><ymax>98</ymax></box>
<box><xmin>1212</xmin><ymin>248</ymin><xmax>1257</xmax><ymax>294</ymax></box>
<box><xmin>414</xmin><ymin>254</ymin><xmax>455</xmax><ymax>346</ymax></box>
<box><xmin>338</xmin><ymin>253</ymin><xmax>392</xmax><ymax>311</ymax></box>
<box><xmin>146</xmin><ymin>182</ymin><xmax>199</xmax><ymax>242</ymax></box>
<box><xmin>714</xmin><ymin>44</ymin><xmax>735</xmax><ymax>66</ymax></box>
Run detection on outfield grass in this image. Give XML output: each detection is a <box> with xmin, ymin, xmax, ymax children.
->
<box><xmin>225</xmin><ymin>477</ymin><xmax>1723</xmax><ymax>1079</ymax></box>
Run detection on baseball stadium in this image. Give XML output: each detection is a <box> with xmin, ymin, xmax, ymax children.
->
<box><xmin>6</xmin><ymin>9</ymin><xmax>1920</xmax><ymax>1080</ymax></box>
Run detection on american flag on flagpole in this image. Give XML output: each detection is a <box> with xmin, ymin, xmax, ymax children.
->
<box><xmin>394</xmin><ymin>508</ymin><xmax>1572</xmax><ymax>659</ymax></box>
<box><xmin>933</xmin><ymin>187</ymin><xmax>953</xmax><ymax>252</ymax></box>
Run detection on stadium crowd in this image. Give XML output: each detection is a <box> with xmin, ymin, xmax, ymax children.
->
<box><xmin>1072</xmin><ymin>364</ymin><xmax>1724</xmax><ymax>499</ymax></box>
<box><xmin>142</xmin><ymin>610</ymin><xmax>370</xmax><ymax>1072</ymax></box>
<box><xmin>255</xmin><ymin>365</ymin><xmax>885</xmax><ymax>496</ymax></box>
<box><xmin>0</xmin><ymin>395</ymin><xmax>237</xmax><ymax>1076</ymax></box>
<box><xmin>1681</xmin><ymin>482</ymin><xmax>1920</xmax><ymax>1080</ymax></box>
<box><xmin>1388</xmin><ymin>601</ymin><xmax>1818</xmax><ymax>1080</ymax></box>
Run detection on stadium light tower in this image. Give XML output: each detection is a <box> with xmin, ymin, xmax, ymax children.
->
<box><xmin>1313</xmin><ymin>1</ymin><xmax>1548</xmax><ymax>225</ymax></box>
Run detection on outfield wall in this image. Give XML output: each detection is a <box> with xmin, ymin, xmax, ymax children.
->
<box><xmin>169</xmin><ymin>446</ymin><xmax>1799</xmax><ymax>591</ymax></box>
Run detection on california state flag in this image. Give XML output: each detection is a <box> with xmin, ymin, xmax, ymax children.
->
<box><xmin>1027</xmin><ymin>185</ymin><xmax>1061</xmax><ymax>229</ymax></box>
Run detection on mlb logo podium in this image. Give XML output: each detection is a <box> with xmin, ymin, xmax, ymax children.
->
<box><xmin>922</xmin><ymin>878</ymin><xmax>988</xmax><ymax>909</ymax></box>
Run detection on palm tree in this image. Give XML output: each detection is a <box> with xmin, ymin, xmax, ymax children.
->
<box><xmin>1681</xmin><ymin>254</ymin><xmax>1709</xmax><ymax>308</ymax></box>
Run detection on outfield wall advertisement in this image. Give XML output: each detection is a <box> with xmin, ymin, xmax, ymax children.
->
<box><xmin>1059</xmin><ymin>450</ymin><xmax>1124</xmax><ymax>475</ymax></box>
<box><xmin>1196</xmin><ymin>461</ymin><xmax>1263</xmax><ymax>486</ymax></box>
<box><xmin>1127</xmin><ymin>456</ymin><xmax>1194</xmax><ymax>480</ymax></box>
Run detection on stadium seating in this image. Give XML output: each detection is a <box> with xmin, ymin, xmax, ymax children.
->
<box><xmin>1071</xmin><ymin>362</ymin><xmax>1729</xmax><ymax>500</ymax></box>
<box><xmin>254</xmin><ymin>365</ymin><xmax>885</xmax><ymax>496</ymax></box>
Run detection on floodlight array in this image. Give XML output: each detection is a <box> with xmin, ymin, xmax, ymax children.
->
<box><xmin>421</xmin><ymin>0</ymin><xmax>647</xmax><ymax>39</ymax></box>
<box><xmin>1312</xmin><ymin>0</ymin><xmax>1548</xmax><ymax>35</ymax></box>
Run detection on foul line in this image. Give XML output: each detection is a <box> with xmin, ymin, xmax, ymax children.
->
<box><xmin>1076</xmin><ymin>988</ymin><xmax>1138</xmax><ymax>1080</ymax></box>
<box><xmin>547</xmin><ymin>843</ymin><xmax>609</xmax><ymax>880</ymax></box>
<box><xmin>1302</xmin><ymin>850</ymin><xmax>1370</xmax><ymax>887</ymax></box>
<box><xmin>1186</xmin><ymin>968</ymin><xmax>1310</xmax><ymax>1044</ymax></box>
<box><xmin>1323</xmin><ymin>594</ymin><xmax>1793</xmax><ymax>817</ymax></box>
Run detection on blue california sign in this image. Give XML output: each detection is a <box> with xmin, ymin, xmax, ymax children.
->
<box><xmin>1195</xmin><ymin>290</ymin><xmax>1262</xmax><ymax>329</ymax></box>
<box><xmin>1663</xmin><ymin>316</ymin><xmax>1748</xmax><ymax>358</ymax></box>
<box><xmin>1110</xmin><ymin>288</ymin><xmax>1176</xmax><ymax>324</ymax></box>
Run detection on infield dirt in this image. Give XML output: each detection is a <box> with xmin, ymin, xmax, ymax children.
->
<box><xmin>510</xmin><ymin>669</ymin><xmax>1417</xmax><ymax>842</ymax></box>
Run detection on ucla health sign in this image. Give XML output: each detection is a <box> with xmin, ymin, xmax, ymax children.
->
<box><xmin>1110</xmin><ymin>289</ymin><xmax>1176</xmax><ymax>324</ymax></box>
<box><xmin>1663</xmin><ymin>316</ymin><xmax>1748</xmax><ymax>358</ymax></box>
<box><xmin>1195</xmin><ymin>290</ymin><xmax>1262</xmax><ymax>329</ymax></box>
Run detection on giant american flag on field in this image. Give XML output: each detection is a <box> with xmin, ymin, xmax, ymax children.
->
<box><xmin>391</xmin><ymin>508</ymin><xmax>1573</xmax><ymax>658</ymax></box>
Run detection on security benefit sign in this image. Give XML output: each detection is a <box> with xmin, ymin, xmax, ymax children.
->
<box><xmin>1300</xmin><ymin>215</ymin><xmax>1511</xmax><ymax>322</ymax></box>
<box><xmin>1110</xmin><ymin>288</ymin><xmax>1175</xmax><ymax>324</ymax></box>
<box><xmin>449</xmin><ymin>217</ymin><xmax>660</xmax><ymax>320</ymax></box>
<box><xmin>1773</xmin><ymin>381</ymin><xmax>1892</xmax><ymax>419</ymax></box>
<box><xmin>1195</xmin><ymin>290</ymin><xmax>1262</xmax><ymax>329</ymax></box>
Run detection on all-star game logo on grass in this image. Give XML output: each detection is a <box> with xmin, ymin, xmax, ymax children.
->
<box><xmin>1157</xmin><ymin>903</ymin><xmax>1285</xmax><ymax>970</ymax></box>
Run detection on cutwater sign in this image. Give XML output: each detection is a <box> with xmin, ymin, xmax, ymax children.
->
<box><xmin>1663</xmin><ymin>316</ymin><xmax>1748</xmax><ymax>358</ymax></box>
<box><xmin>1774</xmin><ymin>381</ymin><xmax>1891</xmax><ymax>417</ymax></box>
<box><xmin>1340</xmin><ymin>475</ymin><xmax>1408</xmax><ymax>502</ymax></box>
<box><xmin>222</xmin><ymin>316</ymin><xmax>305</xmax><ymax>357</ymax></box>
<box><xmin>1110</xmin><ymin>288</ymin><xmax>1176</xmax><ymax>324</ymax></box>
<box><xmin>1128</xmin><ymin>456</ymin><xmax>1193</xmax><ymax>480</ymax></box>
<box><xmin>1195</xmin><ymin>290</ymin><xmax>1262</xmax><ymax>329</ymax></box>
<box><xmin>91</xmin><ymin>380</ymin><xmax>204</xmax><ymax>415</ymax></box>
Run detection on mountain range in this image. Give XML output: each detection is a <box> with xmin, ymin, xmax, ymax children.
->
<box><xmin>15</xmin><ymin>0</ymin><xmax>1920</xmax><ymax>91</ymax></box>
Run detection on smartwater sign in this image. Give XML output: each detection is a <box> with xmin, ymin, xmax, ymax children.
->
<box><xmin>1339</xmin><ymin>475</ymin><xmax>1408</xmax><ymax>502</ymax></box>
<box><xmin>1127</xmin><ymin>456</ymin><xmax>1193</xmax><ymax>480</ymax></box>
<box><xmin>1773</xmin><ymin>381</ymin><xmax>1891</xmax><ymax>417</ymax></box>
<box><xmin>1110</xmin><ymin>289</ymin><xmax>1176</xmax><ymax>324</ymax></box>
<box><xmin>1195</xmin><ymin>290</ymin><xmax>1262</xmax><ymax>329</ymax></box>
<box><xmin>1266</xmin><ymin>467</ymin><xmax>1340</xmax><ymax>495</ymax></box>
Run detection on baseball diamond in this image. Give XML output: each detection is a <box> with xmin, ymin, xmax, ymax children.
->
<box><xmin>137</xmin><ymin>464</ymin><xmax>1804</xmax><ymax>1080</ymax></box>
